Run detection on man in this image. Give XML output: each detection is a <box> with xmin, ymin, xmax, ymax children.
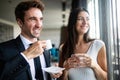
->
<box><xmin>0</xmin><ymin>1</ymin><xmax>61</xmax><ymax>80</ymax></box>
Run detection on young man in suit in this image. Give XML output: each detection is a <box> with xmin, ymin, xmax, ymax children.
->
<box><xmin>0</xmin><ymin>1</ymin><xmax>62</xmax><ymax>80</ymax></box>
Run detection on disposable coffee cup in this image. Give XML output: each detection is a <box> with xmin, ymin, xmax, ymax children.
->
<box><xmin>46</xmin><ymin>39</ymin><xmax>52</xmax><ymax>50</ymax></box>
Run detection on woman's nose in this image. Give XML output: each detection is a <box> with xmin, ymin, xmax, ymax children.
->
<box><xmin>82</xmin><ymin>18</ymin><xmax>87</xmax><ymax>25</ymax></box>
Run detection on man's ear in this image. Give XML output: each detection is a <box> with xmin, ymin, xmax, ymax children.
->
<box><xmin>17</xmin><ymin>18</ymin><xmax>23</xmax><ymax>28</ymax></box>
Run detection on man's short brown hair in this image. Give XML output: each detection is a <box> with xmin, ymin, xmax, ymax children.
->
<box><xmin>15</xmin><ymin>0</ymin><xmax>44</xmax><ymax>22</ymax></box>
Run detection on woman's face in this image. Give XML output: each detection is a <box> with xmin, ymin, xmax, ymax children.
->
<box><xmin>76</xmin><ymin>11</ymin><xmax>90</xmax><ymax>35</ymax></box>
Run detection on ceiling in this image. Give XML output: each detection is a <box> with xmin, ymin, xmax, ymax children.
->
<box><xmin>0</xmin><ymin>0</ymin><xmax>72</xmax><ymax>29</ymax></box>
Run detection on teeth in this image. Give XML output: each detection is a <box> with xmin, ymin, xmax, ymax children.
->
<box><xmin>34</xmin><ymin>30</ymin><xmax>40</xmax><ymax>33</ymax></box>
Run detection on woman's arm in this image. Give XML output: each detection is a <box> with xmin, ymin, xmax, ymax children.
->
<box><xmin>91</xmin><ymin>45</ymin><xmax>107</xmax><ymax>80</ymax></box>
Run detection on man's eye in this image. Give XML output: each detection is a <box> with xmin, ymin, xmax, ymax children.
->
<box><xmin>29</xmin><ymin>17</ymin><xmax>36</xmax><ymax>21</ymax></box>
<box><xmin>30</xmin><ymin>18</ymin><xmax>35</xmax><ymax>20</ymax></box>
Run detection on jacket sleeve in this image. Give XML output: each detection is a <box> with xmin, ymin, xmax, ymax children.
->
<box><xmin>0</xmin><ymin>52</ymin><xmax>30</xmax><ymax>80</ymax></box>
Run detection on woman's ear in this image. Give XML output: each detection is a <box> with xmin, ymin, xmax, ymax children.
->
<box><xmin>16</xmin><ymin>18</ymin><xmax>23</xmax><ymax>28</ymax></box>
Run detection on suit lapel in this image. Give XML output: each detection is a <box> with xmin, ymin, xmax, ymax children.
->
<box><xmin>15</xmin><ymin>35</ymin><xmax>25</xmax><ymax>52</ymax></box>
<box><xmin>14</xmin><ymin>35</ymin><xmax>32</xmax><ymax>80</ymax></box>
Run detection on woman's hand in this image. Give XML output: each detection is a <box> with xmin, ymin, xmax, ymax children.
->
<box><xmin>77</xmin><ymin>54</ymin><xmax>92</xmax><ymax>67</ymax></box>
<box><xmin>79</xmin><ymin>54</ymin><xmax>97</xmax><ymax>68</ymax></box>
<box><xmin>63</xmin><ymin>54</ymin><xmax>94</xmax><ymax>69</ymax></box>
<box><xmin>63</xmin><ymin>54</ymin><xmax>80</xmax><ymax>69</ymax></box>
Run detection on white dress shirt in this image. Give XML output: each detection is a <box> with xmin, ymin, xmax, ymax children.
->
<box><xmin>20</xmin><ymin>35</ymin><xmax>47</xmax><ymax>80</ymax></box>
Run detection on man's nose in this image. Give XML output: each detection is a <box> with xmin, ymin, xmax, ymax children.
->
<box><xmin>36</xmin><ymin>20</ymin><xmax>42</xmax><ymax>27</ymax></box>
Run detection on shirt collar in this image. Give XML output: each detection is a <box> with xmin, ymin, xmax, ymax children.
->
<box><xmin>20</xmin><ymin>34</ymin><xmax>33</xmax><ymax>46</ymax></box>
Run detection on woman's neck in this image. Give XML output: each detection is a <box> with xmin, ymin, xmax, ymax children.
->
<box><xmin>77</xmin><ymin>35</ymin><xmax>85</xmax><ymax>45</ymax></box>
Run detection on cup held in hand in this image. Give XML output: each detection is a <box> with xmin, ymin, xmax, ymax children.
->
<box><xmin>74</xmin><ymin>54</ymin><xmax>86</xmax><ymax>67</ymax></box>
<box><xmin>46</xmin><ymin>40</ymin><xmax>52</xmax><ymax>50</ymax></box>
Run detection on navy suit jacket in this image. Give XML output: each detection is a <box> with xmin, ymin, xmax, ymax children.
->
<box><xmin>0</xmin><ymin>36</ymin><xmax>51</xmax><ymax>80</ymax></box>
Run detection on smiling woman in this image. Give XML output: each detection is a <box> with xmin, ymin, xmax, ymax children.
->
<box><xmin>59</xmin><ymin>8</ymin><xmax>107</xmax><ymax>80</ymax></box>
<box><xmin>76</xmin><ymin>11</ymin><xmax>90</xmax><ymax>35</ymax></box>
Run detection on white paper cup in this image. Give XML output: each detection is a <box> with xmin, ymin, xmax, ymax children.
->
<box><xmin>46</xmin><ymin>39</ymin><xmax>52</xmax><ymax>50</ymax></box>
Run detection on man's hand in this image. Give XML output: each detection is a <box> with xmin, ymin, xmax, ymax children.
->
<box><xmin>23</xmin><ymin>40</ymin><xmax>46</xmax><ymax>59</ymax></box>
<box><xmin>51</xmin><ymin>71</ymin><xmax>63</xmax><ymax>78</ymax></box>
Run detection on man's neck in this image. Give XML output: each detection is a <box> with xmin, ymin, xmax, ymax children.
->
<box><xmin>20</xmin><ymin>34</ymin><xmax>38</xmax><ymax>43</ymax></box>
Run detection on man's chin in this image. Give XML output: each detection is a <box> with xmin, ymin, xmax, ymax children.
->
<box><xmin>33</xmin><ymin>33</ymin><xmax>40</xmax><ymax>37</ymax></box>
<box><xmin>31</xmin><ymin>34</ymin><xmax>39</xmax><ymax>38</ymax></box>
<box><xmin>34</xmin><ymin>35</ymin><xmax>40</xmax><ymax>38</ymax></box>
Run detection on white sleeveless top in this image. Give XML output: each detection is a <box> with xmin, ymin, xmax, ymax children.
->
<box><xmin>68</xmin><ymin>40</ymin><xmax>105</xmax><ymax>80</ymax></box>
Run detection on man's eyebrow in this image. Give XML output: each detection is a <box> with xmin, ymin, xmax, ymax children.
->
<box><xmin>28</xmin><ymin>16</ymin><xmax>43</xmax><ymax>20</ymax></box>
<box><xmin>27</xmin><ymin>16</ymin><xmax>35</xmax><ymax>20</ymax></box>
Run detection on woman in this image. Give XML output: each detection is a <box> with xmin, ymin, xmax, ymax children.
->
<box><xmin>59</xmin><ymin>8</ymin><xmax>107</xmax><ymax>80</ymax></box>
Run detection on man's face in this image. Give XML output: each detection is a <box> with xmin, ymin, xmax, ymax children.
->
<box><xmin>19</xmin><ymin>8</ymin><xmax>43</xmax><ymax>39</ymax></box>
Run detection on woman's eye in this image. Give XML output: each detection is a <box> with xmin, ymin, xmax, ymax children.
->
<box><xmin>77</xmin><ymin>17</ymin><xmax>83</xmax><ymax>20</ymax></box>
<box><xmin>86</xmin><ymin>17</ymin><xmax>90</xmax><ymax>21</ymax></box>
<box><xmin>77</xmin><ymin>17</ymin><xmax>89</xmax><ymax>21</ymax></box>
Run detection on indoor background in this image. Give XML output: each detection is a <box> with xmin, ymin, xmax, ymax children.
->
<box><xmin>0</xmin><ymin>0</ymin><xmax>120</xmax><ymax>80</ymax></box>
